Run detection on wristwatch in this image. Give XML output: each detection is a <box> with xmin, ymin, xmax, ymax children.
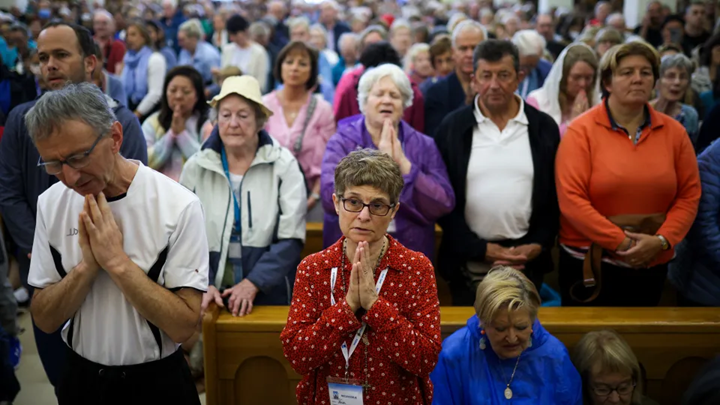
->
<box><xmin>656</xmin><ymin>235</ymin><xmax>670</xmax><ymax>251</ymax></box>
<box><xmin>310</xmin><ymin>192</ymin><xmax>321</xmax><ymax>200</ymax></box>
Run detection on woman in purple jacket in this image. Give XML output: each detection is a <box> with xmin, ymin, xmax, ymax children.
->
<box><xmin>320</xmin><ymin>63</ymin><xmax>455</xmax><ymax>260</ymax></box>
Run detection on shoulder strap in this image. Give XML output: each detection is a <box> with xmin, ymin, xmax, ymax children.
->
<box><xmin>293</xmin><ymin>94</ymin><xmax>318</xmax><ymax>154</ymax></box>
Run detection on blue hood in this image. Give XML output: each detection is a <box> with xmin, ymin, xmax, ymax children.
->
<box><xmin>431</xmin><ymin>315</ymin><xmax>582</xmax><ymax>405</ymax></box>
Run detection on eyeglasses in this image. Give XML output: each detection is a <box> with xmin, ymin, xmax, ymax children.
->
<box><xmin>591</xmin><ymin>381</ymin><xmax>636</xmax><ymax>397</ymax></box>
<box><xmin>37</xmin><ymin>133</ymin><xmax>106</xmax><ymax>175</ymax></box>
<box><xmin>340</xmin><ymin>197</ymin><xmax>396</xmax><ymax>217</ymax></box>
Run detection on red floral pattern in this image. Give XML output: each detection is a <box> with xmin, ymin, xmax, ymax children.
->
<box><xmin>281</xmin><ymin>235</ymin><xmax>442</xmax><ymax>404</ymax></box>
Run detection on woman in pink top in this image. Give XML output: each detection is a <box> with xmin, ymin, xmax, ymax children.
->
<box><xmin>262</xmin><ymin>41</ymin><xmax>335</xmax><ymax>220</ymax></box>
<box><xmin>526</xmin><ymin>43</ymin><xmax>600</xmax><ymax>137</ymax></box>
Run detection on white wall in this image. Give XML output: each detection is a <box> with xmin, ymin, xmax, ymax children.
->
<box><xmin>624</xmin><ymin>0</ymin><xmax>677</xmax><ymax>29</ymax></box>
<box><xmin>538</xmin><ymin>0</ymin><xmax>575</xmax><ymax>15</ymax></box>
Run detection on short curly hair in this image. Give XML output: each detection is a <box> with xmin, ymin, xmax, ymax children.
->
<box><xmin>334</xmin><ymin>149</ymin><xmax>404</xmax><ymax>204</ymax></box>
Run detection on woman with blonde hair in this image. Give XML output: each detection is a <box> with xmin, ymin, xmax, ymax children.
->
<box><xmin>431</xmin><ymin>267</ymin><xmax>582</xmax><ymax>404</ymax></box>
<box><xmin>572</xmin><ymin>330</ymin><xmax>659</xmax><ymax>405</ymax></box>
<box><xmin>527</xmin><ymin>43</ymin><xmax>600</xmax><ymax>137</ymax></box>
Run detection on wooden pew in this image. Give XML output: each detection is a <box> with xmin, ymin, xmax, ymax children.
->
<box><xmin>202</xmin><ymin>306</ymin><xmax>720</xmax><ymax>405</ymax></box>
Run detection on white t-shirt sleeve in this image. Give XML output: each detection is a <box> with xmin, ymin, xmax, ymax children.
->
<box><xmin>162</xmin><ymin>198</ymin><xmax>209</xmax><ymax>292</ymax></box>
<box><xmin>28</xmin><ymin>199</ymin><xmax>63</xmax><ymax>289</ymax></box>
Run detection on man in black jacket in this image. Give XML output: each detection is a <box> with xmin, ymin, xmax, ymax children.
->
<box><xmin>434</xmin><ymin>40</ymin><xmax>560</xmax><ymax>306</ymax></box>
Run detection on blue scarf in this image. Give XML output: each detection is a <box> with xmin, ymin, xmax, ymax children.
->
<box><xmin>121</xmin><ymin>46</ymin><xmax>152</xmax><ymax>105</ymax></box>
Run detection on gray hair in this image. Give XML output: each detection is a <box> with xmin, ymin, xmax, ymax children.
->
<box><xmin>288</xmin><ymin>16</ymin><xmax>311</xmax><ymax>31</ymax></box>
<box><xmin>25</xmin><ymin>82</ymin><xmax>117</xmax><ymax>144</ymax></box>
<box><xmin>249</xmin><ymin>21</ymin><xmax>270</xmax><ymax>40</ymax></box>
<box><xmin>605</xmin><ymin>12</ymin><xmax>625</xmax><ymax>27</ymax></box>
<box><xmin>179</xmin><ymin>18</ymin><xmax>204</xmax><ymax>39</ymax></box>
<box><xmin>452</xmin><ymin>20</ymin><xmax>487</xmax><ymax>48</ymax></box>
<box><xmin>390</xmin><ymin>18</ymin><xmax>412</xmax><ymax>35</ymax></box>
<box><xmin>339</xmin><ymin>32</ymin><xmax>359</xmax><ymax>51</ymax></box>
<box><xmin>660</xmin><ymin>53</ymin><xmax>695</xmax><ymax>76</ymax></box>
<box><xmin>512</xmin><ymin>29</ymin><xmax>546</xmax><ymax>56</ymax></box>
<box><xmin>360</xmin><ymin>24</ymin><xmax>388</xmax><ymax>44</ymax></box>
<box><xmin>357</xmin><ymin>64</ymin><xmax>414</xmax><ymax>114</ymax></box>
<box><xmin>404</xmin><ymin>43</ymin><xmax>430</xmax><ymax>71</ymax></box>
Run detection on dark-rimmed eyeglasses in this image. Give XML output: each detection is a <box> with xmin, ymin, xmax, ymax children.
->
<box><xmin>37</xmin><ymin>133</ymin><xmax>106</xmax><ymax>175</ymax></box>
<box><xmin>591</xmin><ymin>381</ymin><xmax>635</xmax><ymax>397</ymax></box>
<box><xmin>340</xmin><ymin>197</ymin><xmax>396</xmax><ymax>217</ymax></box>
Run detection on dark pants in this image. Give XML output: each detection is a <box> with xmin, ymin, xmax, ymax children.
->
<box><xmin>558</xmin><ymin>249</ymin><xmax>667</xmax><ymax>306</ymax></box>
<box><xmin>677</xmin><ymin>293</ymin><xmax>711</xmax><ymax>307</ymax></box>
<box><xmin>32</xmin><ymin>318</ymin><xmax>67</xmax><ymax>388</ymax></box>
<box><xmin>449</xmin><ymin>259</ymin><xmax>547</xmax><ymax>306</ymax></box>
<box><xmin>58</xmin><ymin>348</ymin><xmax>200</xmax><ymax>405</ymax></box>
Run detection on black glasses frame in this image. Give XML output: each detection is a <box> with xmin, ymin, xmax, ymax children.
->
<box><xmin>340</xmin><ymin>197</ymin><xmax>396</xmax><ymax>217</ymax></box>
<box><xmin>591</xmin><ymin>381</ymin><xmax>636</xmax><ymax>397</ymax></box>
<box><xmin>37</xmin><ymin>132</ymin><xmax>106</xmax><ymax>174</ymax></box>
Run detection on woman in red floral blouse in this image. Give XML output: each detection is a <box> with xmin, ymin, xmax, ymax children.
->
<box><xmin>281</xmin><ymin>148</ymin><xmax>442</xmax><ymax>404</ymax></box>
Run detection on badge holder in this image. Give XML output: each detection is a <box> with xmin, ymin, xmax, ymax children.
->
<box><xmin>326</xmin><ymin>376</ymin><xmax>364</xmax><ymax>405</ymax></box>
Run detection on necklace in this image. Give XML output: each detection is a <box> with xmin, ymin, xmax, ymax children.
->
<box><xmin>338</xmin><ymin>237</ymin><xmax>387</xmax><ymax>390</ymax></box>
<box><xmin>499</xmin><ymin>353</ymin><xmax>522</xmax><ymax>400</ymax></box>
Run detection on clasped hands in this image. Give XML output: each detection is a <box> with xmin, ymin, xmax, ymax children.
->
<box><xmin>377</xmin><ymin>119</ymin><xmax>412</xmax><ymax>175</ymax></box>
<box><xmin>345</xmin><ymin>241</ymin><xmax>381</xmax><ymax>313</ymax></box>
<box><xmin>78</xmin><ymin>192</ymin><xmax>128</xmax><ymax>275</ymax></box>
<box><xmin>615</xmin><ymin>231</ymin><xmax>664</xmax><ymax>268</ymax></box>
<box><xmin>486</xmin><ymin>243</ymin><xmax>542</xmax><ymax>270</ymax></box>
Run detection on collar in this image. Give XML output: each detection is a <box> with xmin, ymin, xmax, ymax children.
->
<box><xmin>604</xmin><ymin>96</ymin><xmax>651</xmax><ymax>131</ymax></box>
<box><xmin>473</xmin><ymin>94</ymin><xmax>528</xmax><ymax>126</ymax></box>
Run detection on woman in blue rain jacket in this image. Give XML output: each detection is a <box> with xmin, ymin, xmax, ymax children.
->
<box><xmin>431</xmin><ymin>267</ymin><xmax>582</xmax><ymax>405</ymax></box>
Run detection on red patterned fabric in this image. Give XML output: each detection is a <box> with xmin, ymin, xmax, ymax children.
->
<box><xmin>281</xmin><ymin>235</ymin><xmax>442</xmax><ymax>405</ymax></box>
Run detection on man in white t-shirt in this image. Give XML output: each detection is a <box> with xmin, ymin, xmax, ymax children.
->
<box><xmin>26</xmin><ymin>82</ymin><xmax>208</xmax><ymax>404</ymax></box>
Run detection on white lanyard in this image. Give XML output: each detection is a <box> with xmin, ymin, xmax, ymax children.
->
<box><xmin>330</xmin><ymin>267</ymin><xmax>388</xmax><ymax>371</ymax></box>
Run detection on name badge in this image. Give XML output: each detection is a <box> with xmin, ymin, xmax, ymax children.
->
<box><xmin>228</xmin><ymin>235</ymin><xmax>242</xmax><ymax>260</ymax></box>
<box><xmin>327</xmin><ymin>381</ymin><xmax>363</xmax><ymax>405</ymax></box>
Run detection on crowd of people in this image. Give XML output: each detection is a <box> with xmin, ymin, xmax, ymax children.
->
<box><xmin>0</xmin><ymin>0</ymin><xmax>720</xmax><ymax>403</ymax></box>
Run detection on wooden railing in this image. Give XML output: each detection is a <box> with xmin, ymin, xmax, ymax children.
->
<box><xmin>202</xmin><ymin>306</ymin><xmax>720</xmax><ymax>405</ymax></box>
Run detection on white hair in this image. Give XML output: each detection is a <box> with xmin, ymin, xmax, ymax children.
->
<box><xmin>447</xmin><ymin>13</ymin><xmax>468</xmax><ymax>32</ymax></box>
<box><xmin>452</xmin><ymin>20</ymin><xmax>487</xmax><ymax>48</ymax></box>
<box><xmin>390</xmin><ymin>18</ymin><xmax>411</xmax><ymax>35</ymax></box>
<box><xmin>179</xmin><ymin>18</ymin><xmax>204</xmax><ymax>39</ymax></box>
<box><xmin>288</xmin><ymin>16</ymin><xmax>311</xmax><ymax>31</ymax></box>
<box><xmin>93</xmin><ymin>9</ymin><xmax>113</xmax><ymax>22</ymax></box>
<box><xmin>606</xmin><ymin>12</ymin><xmax>625</xmax><ymax>26</ymax></box>
<box><xmin>357</xmin><ymin>64</ymin><xmax>414</xmax><ymax>114</ymax></box>
<box><xmin>404</xmin><ymin>43</ymin><xmax>430</xmax><ymax>72</ymax></box>
<box><xmin>595</xmin><ymin>0</ymin><xmax>610</xmax><ymax>15</ymax></box>
<box><xmin>480</xmin><ymin>8</ymin><xmax>494</xmax><ymax>18</ymax></box>
<box><xmin>512</xmin><ymin>30</ymin><xmax>546</xmax><ymax>56</ymax></box>
<box><xmin>321</xmin><ymin>0</ymin><xmax>339</xmax><ymax>12</ymax></box>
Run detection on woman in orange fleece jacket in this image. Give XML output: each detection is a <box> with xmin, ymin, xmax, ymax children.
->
<box><xmin>555</xmin><ymin>41</ymin><xmax>701</xmax><ymax>306</ymax></box>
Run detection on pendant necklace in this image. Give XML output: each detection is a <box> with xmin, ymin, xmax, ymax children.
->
<box><xmin>499</xmin><ymin>353</ymin><xmax>521</xmax><ymax>400</ymax></box>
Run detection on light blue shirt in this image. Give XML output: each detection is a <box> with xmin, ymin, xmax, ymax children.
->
<box><xmin>178</xmin><ymin>41</ymin><xmax>220</xmax><ymax>84</ymax></box>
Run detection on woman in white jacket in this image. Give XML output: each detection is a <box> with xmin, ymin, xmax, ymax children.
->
<box><xmin>179</xmin><ymin>76</ymin><xmax>307</xmax><ymax>318</ymax></box>
<box><xmin>121</xmin><ymin>20</ymin><xmax>166</xmax><ymax>120</ymax></box>
<box><xmin>220</xmin><ymin>14</ymin><xmax>270</xmax><ymax>93</ymax></box>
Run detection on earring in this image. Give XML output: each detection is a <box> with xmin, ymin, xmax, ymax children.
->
<box><xmin>527</xmin><ymin>332</ymin><xmax>533</xmax><ymax>348</ymax></box>
<box><xmin>479</xmin><ymin>329</ymin><xmax>486</xmax><ymax>350</ymax></box>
